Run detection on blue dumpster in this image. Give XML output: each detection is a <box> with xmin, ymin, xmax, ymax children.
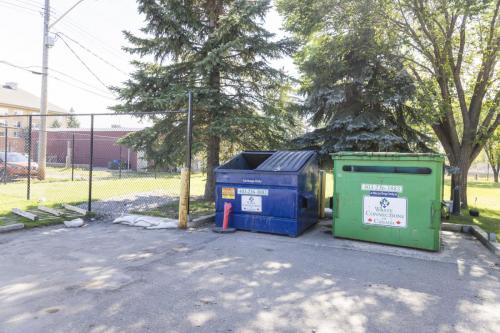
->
<box><xmin>215</xmin><ymin>151</ymin><xmax>319</xmax><ymax>237</ymax></box>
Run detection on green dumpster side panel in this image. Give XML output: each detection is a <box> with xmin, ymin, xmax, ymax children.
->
<box><xmin>332</xmin><ymin>152</ymin><xmax>444</xmax><ymax>251</ymax></box>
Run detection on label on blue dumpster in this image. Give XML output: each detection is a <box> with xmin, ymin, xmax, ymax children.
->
<box><xmin>369</xmin><ymin>191</ymin><xmax>398</xmax><ymax>198</ymax></box>
<box><xmin>242</xmin><ymin>195</ymin><xmax>262</xmax><ymax>212</ymax></box>
<box><xmin>363</xmin><ymin>196</ymin><xmax>407</xmax><ymax>228</ymax></box>
<box><xmin>237</xmin><ymin>188</ymin><xmax>269</xmax><ymax>196</ymax></box>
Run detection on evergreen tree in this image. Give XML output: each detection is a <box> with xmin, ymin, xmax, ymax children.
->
<box><xmin>113</xmin><ymin>0</ymin><xmax>295</xmax><ymax>200</ymax></box>
<box><xmin>66</xmin><ymin>107</ymin><xmax>80</xmax><ymax>128</ymax></box>
<box><xmin>278</xmin><ymin>0</ymin><xmax>432</xmax><ymax>158</ymax></box>
<box><xmin>50</xmin><ymin>119</ymin><xmax>61</xmax><ymax>128</ymax></box>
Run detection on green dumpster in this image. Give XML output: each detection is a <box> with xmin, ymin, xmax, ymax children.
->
<box><xmin>331</xmin><ymin>152</ymin><xmax>444</xmax><ymax>251</ymax></box>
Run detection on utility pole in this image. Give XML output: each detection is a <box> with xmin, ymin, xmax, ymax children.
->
<box><xmin>38</xmin><ymin>0</ymin><xmax>50</xmax><ymax>179</ymax></box>
<box><xmin>38</xmin><ymin>0</ymin><xmax>86</xmax><ymax>180</ymax></box>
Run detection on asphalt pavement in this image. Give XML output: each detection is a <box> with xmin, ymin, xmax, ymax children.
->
<box><xmin>0</xmin><ymin>220</ymin><xmax>499</xmax><ymax>333</ymax></box>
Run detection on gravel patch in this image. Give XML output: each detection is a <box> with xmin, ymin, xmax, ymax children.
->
<box><xmin>79</xmin><ymin>191</ymin><xmax>178</xmax><ymax>217</ymax></box>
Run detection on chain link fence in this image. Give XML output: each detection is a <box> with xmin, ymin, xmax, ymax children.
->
<box><xmin>0</xmin><ymin>111</ymin><xmax>191</xmax><ymax>218</ymax></box>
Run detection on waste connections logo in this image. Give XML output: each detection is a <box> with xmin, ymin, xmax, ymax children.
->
<box><xmin>379</xmin><ymin>198</ymin><xmax>390</xmax><ymax>208</ymax></box>
<box><xmin>363</xmin><ymin>196</ymin><xmax>407</xmax><ymax>228</ymax></box>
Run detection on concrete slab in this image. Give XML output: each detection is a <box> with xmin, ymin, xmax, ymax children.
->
<box><xmin>0</xmin><ymin>220</ymin><xmax>499</xmax><ymax>333</ymax></box>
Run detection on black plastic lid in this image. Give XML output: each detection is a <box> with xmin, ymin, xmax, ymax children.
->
<box><xmin>255</xmin><ymin>151</ymin><xmax>315</xmax><ymax>172</ymax></box>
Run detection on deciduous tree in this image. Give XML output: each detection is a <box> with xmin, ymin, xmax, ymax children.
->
<box><xmin>389</xmin><ymin>0</ymin><xmax>499</xmax><ymax>204</ymax></box>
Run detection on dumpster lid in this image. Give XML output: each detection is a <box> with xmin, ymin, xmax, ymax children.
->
<box><xmin>255</xmin><ymin>150</ymin><xmax>315</xmax><ymax>172</ymax></box>
<box><xmin>331</xmin><ymin>152</ymin><xmax>444</xmax><ymax>161</ymax></box>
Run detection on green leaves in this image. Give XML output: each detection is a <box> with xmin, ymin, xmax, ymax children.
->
<box><xmin>280</xmin><ymin>0</ymin><xmax>431</xmax><ymax>155</ymax></box>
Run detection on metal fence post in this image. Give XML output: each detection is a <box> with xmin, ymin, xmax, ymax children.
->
<box><xmin>119</xmin><ymin>145</ymin><xmax>122</xmax><ymax>179</ymax></box>
<box><xmin>186</xmin><ymin>91</ymin><xmax>193</xmax><ymax>213</ymax></box>
<box><xmin>3</xmin><ymin>126</ymin><xmax>8</xmax><ymax>184</ymax></box>
<box><xmin>71</xmin><ymin>132</ymin><xmax>75</xmax><ymax>181</ymax></box>
<box><xmin>186</xmin><ymin>91</ymin><xmax>193</xmax><ymax>171</ymax></box>
<box><xmin>88</xmin><ymin>115</ymin><xmax>94</xmax><ymax>212</ymax></box>
<box><xmin>27</xmin><ymin>115</ymin><xmax>32</xmax><ymax>200</ymax></box>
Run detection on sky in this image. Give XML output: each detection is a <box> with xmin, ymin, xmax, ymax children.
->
<box><xmin>0</xmin><ymin>0</ymin><xmax>295</xmax><ymax>127</ymax></box>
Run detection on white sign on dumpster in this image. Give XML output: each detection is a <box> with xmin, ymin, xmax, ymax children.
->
<box><xmin>363</xmin><ymin>196</ymin><xmax>407</xmax><ymax>228</ymax></box>
<box><xmin>361</xmin><ymin>184</ymin><xmax>403</xmax><ymax>193</ymax></box>
<box><xmin>241</xmin><ymin>195</ymin><xmax>262</xmax><ymax>212</ymax></box>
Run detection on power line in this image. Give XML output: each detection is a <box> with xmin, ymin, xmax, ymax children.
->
<box><xmin>0</xmin><ymin>0</ymin><xmax>42</xmax><ymax>15</ymax></box>
<box><xmin>56</xmin><ymin>18</ymin><xmax>130</xmax><ymax>63</ymax></box>
<box><xmin>49</xmin><ymin>75</ymin><xmax>116</xmax><ymax>100</ymax></box>
<box><xmin>1</xmin><ymin>59</ymin><xmax>113</xmax><ymax>95</ymax></box>
<box><xmin>48</xmin><ymin>67</ymin><xmax>112</xmax><ymax>95</ymax></box>
<box><xmin>0</xmin><ymin>59</ymin><xmax>115</xmax><ymax>100</ymax></box>
<box><xmin>18</xmin><ymin>0</ymin><xmax>57</xmax><ymax>14</ymax></box>
<box><xmin>50</xmin><ymin>0</ymin><xmax>86</xmax><ymax>29</ymax></box>
<box><xmin>56</xmin><ymin>32</ymin><xmax>128</xmax><ymax>75</ymax></box>
<box><xmin>0</xmin><ymin>60</ymin><xmax>42</xmax><ymax>75</ymax></box>
<box><xmin>57</xmin><ymin>34</ymin><xmax>111</xmax><ymax>91</ymax></box>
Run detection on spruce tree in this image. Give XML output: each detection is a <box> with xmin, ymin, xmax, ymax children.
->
<box><xmin>66</xmin><ymin>107</ymin><xmax>80</xmax><ymax>128</ymax></box>
<box><xmin>278</xmin><ymin>0</ymin><xmax>432</xmax><ymax>157</ymax></box>
<box><xmin>113</xmin><ymin>0</ymin><xmax>295</xmax><ymax>200</ymax></box>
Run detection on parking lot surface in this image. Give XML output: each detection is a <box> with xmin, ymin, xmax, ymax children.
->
<box><xmin>0</xmin><ymin>220</ymin><xmax>499</xmax><ymax>333</ymax></box>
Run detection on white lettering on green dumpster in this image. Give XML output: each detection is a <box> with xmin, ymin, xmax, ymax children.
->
<box><xmin>363</xmin><ymin>196</ymin><xmax>407</xmax><ymax>228</ymax></box>
<box><xmin>242</xmin><ymin>195</ymin><xmax>262</xmax><ymax>212</ymax></box>
<box><xmin>361</xmin><ymin>184</ymin><xmax>403</xmax><ymax>193</ymax></box>
<box><xmin>237</xmin><ymin>188</ymin><xmax>269</xmax><ymax>196</ymax></box>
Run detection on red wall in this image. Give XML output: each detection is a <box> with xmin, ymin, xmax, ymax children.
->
<box><xmin>32</xmin><ymin>130</ymin><xmax>138</xmax><ymax>170</ymax></box>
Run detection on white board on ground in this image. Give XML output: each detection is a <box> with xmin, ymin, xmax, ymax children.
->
<box><xmin>63</xmin><ymin>204</ymin><xmax>87</xmax><ymax>215</ymax></box>
<box><xmin>12</xmin><ymin>208</ymin><xmax>38</xmax><ymax>221</ymax></box>
<box><xmin>38</xmin><ymin>206</ymin><xmax>63</xmax><ymax>216</ymax></box>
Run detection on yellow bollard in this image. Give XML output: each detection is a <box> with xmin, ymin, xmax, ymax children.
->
<box><xmin>178</xmin><ymin>167</ymin><xmax>190</xmax><ymax>229</ymax></box>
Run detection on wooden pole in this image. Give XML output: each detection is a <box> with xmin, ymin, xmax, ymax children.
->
<box><xmin>178</xmin><ymin>167</ymin><xmax>190</xmax><ymax>229</ymax></box>
<box><xmin>319</xmin><ymin>170</ymin><xmax>327</xmax><ymax>218</ymax></box>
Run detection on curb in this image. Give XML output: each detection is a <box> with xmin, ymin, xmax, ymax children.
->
<box><xmin>188</xmin><ymin>214</ymin><xmax>215</xmax><ymax>229</ymax></box>
<box><xmin>0</xmin><ymin>223</ymin><xmax>25</xmax><ymax>233</ymax></box>
<box><xmin>442</xmin><ymin>222</ymin><xmax>500</xmax><ymax>257</ymax></box>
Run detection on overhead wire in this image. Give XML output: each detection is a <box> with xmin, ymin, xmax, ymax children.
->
<box><xmin>47</xmin><ymin>67</ymin><xmax>112</xmax><ymax>95</ymax></box>
<box><xmin>56</xmin><ymin>32</ymin><xmax>128</xmax><ymax>75</ymax></box>
<box><xmin>0</xmin><ymin>60</ymin><xmax>42</xmax><ymax>75</ymax></box>
<box><xmin>0</xmin><ymin>60</ymin><xmax>115</xmax><ymax>100</ymax></box>
<box><xmin>17</xmin><ymin>0</ymin><xmax>57</xmax><ymax>14</ymax></box>
<box><xmin>57</xmin><ymin>34</ymin><xmax>111</xmax><ymax>91</ymax></box>
<box><xmin>55</xmin><ymin>17</ymin><xmax>130</xmax><ymax>63</ymax></box>
<box><xmin>0</xmin><ymin>0</ymin><xmax>42</xmax><ymax>15</ymax></box>
<box><xmin>49</xmin><ymin>75</ymin><xmax>115</xmax><ymax>100</ymax></box>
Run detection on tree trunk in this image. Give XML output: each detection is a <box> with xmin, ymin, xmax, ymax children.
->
<box><xmin>204</xmin><ymin>135</ymin><xmax>220</xmax><ymax>200</ymax></box>
<box><xmin>449</xmin><ymin>153</ymin><xmax>472</xmax><ymax>207</ymax></box>
<box><xmin>202</xmin><ymin>0</ymin><xmax>223</xmax><ymax>202</ymax></box>
<box><xmin>494</xmin><ymin>167</ymin><xmax>499</xmax><ymax>183</ymax></box>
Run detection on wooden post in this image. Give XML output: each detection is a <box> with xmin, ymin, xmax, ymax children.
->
<box><xmin>319</xmin><ymin>170</ymin><xmax>327</xmax><ymax>218</ymax></box>
<box><xmin>178</xmin><ymin>167</ymin><xmax>190</xmax><ymax>229</ymax></box>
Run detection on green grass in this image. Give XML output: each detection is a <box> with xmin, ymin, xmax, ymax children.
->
<box><xmin>443</xmin><ymin>178</ymin><xmax>500</xmax><ymax>241</ymax></box>
<box><xmin>0</xmin><ymin>167</ymin><xmax>207</xmax><ymax>227</ymax></box>
<box><xmin>134</xmin><ymin>199</ymin><xmax>215</xmax><ymax>220</ymax></box>
<box><xmin>3</xmin><ymin>166</ymin><xmax>498</xmax><ymax>237</ymax></box>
